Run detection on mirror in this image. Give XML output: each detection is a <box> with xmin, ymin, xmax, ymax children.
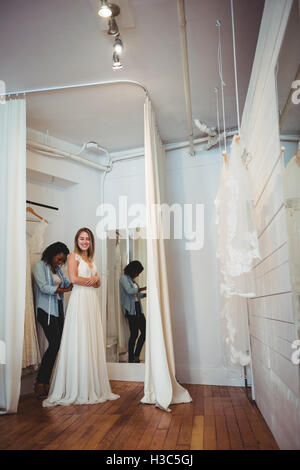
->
<box><xmin>277</xmin><ymin>0</ymin><xmax>300</xmax><ymax>339</ymax></box>
<box><xmin>105</xmin><ymin>227</ymin><xmax>147</xmax><ymax>363</ymax></box>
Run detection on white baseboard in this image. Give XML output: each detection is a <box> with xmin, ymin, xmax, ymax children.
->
<box><xmin>175</xmin><ymin>365</ymin><xmax>246</xmax><ymax>386</ymax></box>
<box><xmin>20</xmin><ymin>364</ymin><xmax>247</xmax><ymax>393</ymax></box>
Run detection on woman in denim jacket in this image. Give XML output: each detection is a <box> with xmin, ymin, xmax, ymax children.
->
<box><xmin>119</xmin><ymin>260</ymin><xmax>146</xmax><ymax>363</ymax></box>
<box><xmin>33</xmin><ymin>242</ymin><xmax>72</xmax><ymax>398</ymax></box>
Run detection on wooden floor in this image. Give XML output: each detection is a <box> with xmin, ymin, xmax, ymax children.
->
<box><xmin>0</xmin><ymin>382</ymin><xmax>279</xmax><ymax>450</ymax></box>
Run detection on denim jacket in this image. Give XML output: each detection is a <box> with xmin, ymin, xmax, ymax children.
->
<box><xmin>33</xmin><ymin>260</ymin><xmax>71</xmax><ymax>324</ymax></box>
<box><xmin>119</xmin><ymin>274</ymin><xmax>146</xmax><ymax>316</ymax></box>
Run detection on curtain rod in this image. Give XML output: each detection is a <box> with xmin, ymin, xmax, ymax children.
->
<box><xmin>4</xmin><ymin>79</ymin><xmax>150</xmax><ymax>98</ymax></box>
<box><xmin>26</xmin><ymin>200</ymin><xmax>58</xmax><ymax>211</ymax></box>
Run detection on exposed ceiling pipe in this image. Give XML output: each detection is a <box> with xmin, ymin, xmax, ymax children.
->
<box><xmin>112</xmin><ymin>130</ymin><xmax>238</xmax><ymax>163</ymax></box>
<box><xmin>177</xmin><ymin>0</ymin><xmax>195</xmax><ymax>156</ymax></box>
<box><xmin>27</xmin><ymin>139</ymin><xmax>111</xmax><ymax>172</ymax></box>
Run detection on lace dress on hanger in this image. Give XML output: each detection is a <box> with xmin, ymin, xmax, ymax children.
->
<box><xmin>43</xmin><ymin>253</ymin><xmax>119</xmax><ymax>406</ymax></box>
<box><xmin>22</xmin><ymin>242</ymin><xmax>41</xmax><ymax>371</ymax></box>
<box><xmin>215</xmin><ymin>138</ymin><xmax>260</xmax><ymax>367</ymax></box>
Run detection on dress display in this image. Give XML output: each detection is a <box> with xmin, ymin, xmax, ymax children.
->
<box><xmin>22</xmin><ymin>243</ymin><xmax>41</xmax><ymax>370</ymax></box>
<box><xmin>215</xmin><ymin>137</ymin><xmax>260</xmax><ymax>367</ymax></box>
<box><xmin>43</xmin><ymin>253</ymin><xmax>119</xmax><ymax>406</ymax></box>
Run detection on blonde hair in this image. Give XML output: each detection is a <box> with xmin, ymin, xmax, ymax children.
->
<box><xmin>74</xmin><ymin>227</ymin><xmax>95</xmax><ymax>260</ymax></box>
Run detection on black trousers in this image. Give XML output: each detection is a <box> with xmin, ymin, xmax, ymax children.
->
<box><xmin>36</xmin><ymin>301</ymin><xmax>64</xmax><ymax>385</ymax></box>
<box><xmin>126</xmin><ymin>302</ymin><xmax>146</xmax><ymax>362</ymax></box>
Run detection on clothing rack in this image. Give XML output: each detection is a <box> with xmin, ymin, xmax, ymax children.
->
<box><xmin>26</xmin><ymin>200</ymin><xmax>58</xmax><ymax>211</ymax></box>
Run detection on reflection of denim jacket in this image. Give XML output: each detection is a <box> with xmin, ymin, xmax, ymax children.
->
<box><xmin>33</xmin><ymin>261</ymin><xmax>71</xmax><ymax>323</ymax></box>
<box><xmin>119</xmin><ymin>274</ymin><xmax>146</xmax><ymax>316</ymax></box>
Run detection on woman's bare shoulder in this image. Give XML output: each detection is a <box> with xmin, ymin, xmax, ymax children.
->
<box><xmin>68</xmin><ymin>252</ymin><xmax>80</xmax><ymax>262</ymax></box>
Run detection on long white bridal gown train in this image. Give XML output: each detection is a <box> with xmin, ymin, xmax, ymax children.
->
<box><xmin>43</xmin><ymin>253</ymin><xmax>119</xmax><ymax>406</ymax></box>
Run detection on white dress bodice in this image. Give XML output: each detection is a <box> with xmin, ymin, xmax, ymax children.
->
<box><xmin>75</xmin><ymin>253</ymin><xmax>97</xmax><ymax>278</ymax></box>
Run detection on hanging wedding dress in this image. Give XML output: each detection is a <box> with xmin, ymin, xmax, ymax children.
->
<box><xmin>43</xmin><ymin>253</ymin><xmax>119</xmax><ymax>406</ymax></box>
<box><xmin>215</xmin><ymin>137</ymin><xmax>260</xmax><ymax>367</ymax></box>
<box><xmin>22</xmin><ymin>243</ymin><xmax>41</xmax><ymax>370</ymax></box>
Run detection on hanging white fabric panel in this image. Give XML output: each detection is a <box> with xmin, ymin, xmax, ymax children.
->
<box><xmin>141</xmin><ymin>97</ymin><xmax>191</xmax><ymax>411</ymax></box>
<box><xmin>0</xmin><ymin>98</ymin><xmax>27</xmax><ymax>414</ymax></box>
<box><xmin>215</xmin><ymin>138</ymin><xmax>261</xmax><ymax>367</ymax></box>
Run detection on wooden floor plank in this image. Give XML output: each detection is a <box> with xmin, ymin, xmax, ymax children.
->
<box><xmin>0</xmin><ymin>383</ymin><xmax>279</xmax><ymax>451</ymax></box>
<box><xmin>149</xmin><ymin>429</ymin><xmax>168</xmax><ymax>450</ymax></box>
<box><xmin>203</xmin><ymin>415</ymin><xmax>217</xmax><ymax>450</ymax></box>
<box><xmin>234</xmin><ymin>406</ymin><xmax>259</xmax><ymax>449</ymax></box>
<box><xmin>163</xmin><ymin>415</ymin><xmax>182</xmax><ymax>450</ymax></box>
<box><xmin>190</xmin><ymin>415</ymin><xmax>204</xmax><ymax>450</ymax></box>
<box><xmin>215</xmin><ymin>415</ymin><xmax>231</xmax><ymax>450</ymax></box>
<box><xmin>136</xmin><ymin>411</ymin><xmax>163</xmax><ymax>450</ymax></box>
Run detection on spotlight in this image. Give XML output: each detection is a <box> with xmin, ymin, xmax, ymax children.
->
<box><xmin>98</xmin><ymin>0</ymin><xmax>112</xmax><ymax>18</ymax></box>
<box><xmin>107</xmin><ymin>17</ymin><xmax>119</xmax><ymax>36</ymax></box>
<box><xmin>113</xmin><ymin>36</ymin><xmax>123</xmax><ymax>54</ymax></box>
<box><xmin>112</xmin><ymin>52</ymin><xmax>123</xmax><ymax>70</ymax></box>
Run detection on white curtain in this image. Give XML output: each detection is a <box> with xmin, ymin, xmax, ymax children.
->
<box><xmin>141</xmin><ymin>97</ymin><xmax>191</xmax><ymax>411</ymax></box>
<box><xmin>0</xmin><ymin>98</ymin><xmax>27</xmax><ymax>414</ymax></box>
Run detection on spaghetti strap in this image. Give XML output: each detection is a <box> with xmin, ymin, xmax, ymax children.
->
<box><xmin>74</xmin><ymin>253</ymin><xmax>81</xmax><ymax>262</ymax></box>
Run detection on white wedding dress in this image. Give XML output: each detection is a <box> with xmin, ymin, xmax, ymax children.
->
<box><xmin>43</xmin><ymin>253</ymin><xmax>119</xmax><ymax>407</ymax></box>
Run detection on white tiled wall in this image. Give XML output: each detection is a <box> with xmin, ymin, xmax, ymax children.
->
<box><xmin>248</xmin><ymin>152</ymin><xmax>300</xmax><ymax>449</ymax></box>
<box><xmin>241</xmin><ymin>0</ymin><xmax>300</xmax><ymax>448</ymax></box>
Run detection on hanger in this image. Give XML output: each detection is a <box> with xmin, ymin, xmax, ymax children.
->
<box><xmin>26</xmin><ymin>206</ymin><xmax>48</xmax><ymax>223</ymax></box>
<box><xmin>222</xmin><ymin>150</ymin><xmax>229</xmax><ymax>167</ymax></box>
<box><xmin>116</xmin><ymin>229</ymin><xmax>120</xmax><ymax>246</ymax></box>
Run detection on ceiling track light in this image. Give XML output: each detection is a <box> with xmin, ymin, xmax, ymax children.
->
<box><xmin>113</xmin><ymin>35</ymin><xmax>123</xmax><ymax>54</ymax></box>
<box><xmin>97</xmin><ymin>2</ymin><xmax>124</xmax><ymax>71</ymax></box>
<box><xmin>112</xmin><ymin>51</ymin><xmax>123</xmax><ymax>71</ymax></box>
<box><xmin>98</xmin><ymin>0</ymin><xmax>112</xmax><ymax>18</ymax></box>
<box><xmin>107</xmin><ymin>17</ymin><xmax>119</xmax><ymax>36</ymax></box>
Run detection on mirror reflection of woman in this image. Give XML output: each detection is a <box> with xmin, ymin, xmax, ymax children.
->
<box><xmin>119</xmin><ymin>261</ymin><xmax>147</xmax><ymax>363</ymax></box>
<box><xmin>43</xmin><ymin>227</ymin><xmax>119</xmax><ymax>407</ymax></box>
<box><xmin>33</xmin><ymin>242</ymin><xmax>73</xmax><ymax>400</ymax></box>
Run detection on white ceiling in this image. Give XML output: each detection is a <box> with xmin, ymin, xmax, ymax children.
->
<box><xmin>0</xmin><ymin>0</ymin><xmax>265</xmax><ymax>152</ymax></box>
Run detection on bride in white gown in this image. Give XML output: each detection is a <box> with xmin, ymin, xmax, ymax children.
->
<box><xmin>43</xmin><ymin>228</ymin><xmax>119</xmax><ymax>407</ymax></box>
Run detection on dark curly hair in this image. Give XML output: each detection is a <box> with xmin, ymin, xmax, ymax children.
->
<box><xmin>124</xmin><ymin>260</ymin><xmax>144</xmax><ymax>279</ymax></box>
<box><xmin>41</xmin><ymin>242</ymin><xmax>70</xmax><ymax>265</ymax></box>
